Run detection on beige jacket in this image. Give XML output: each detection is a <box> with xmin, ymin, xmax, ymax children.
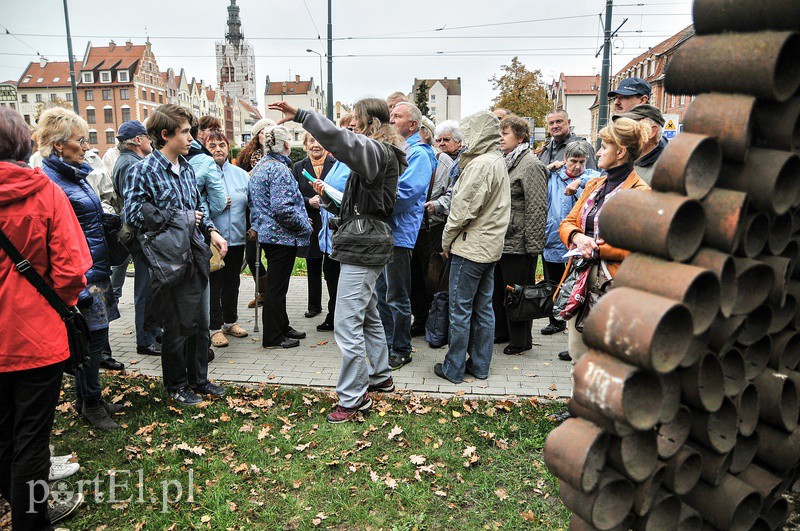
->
<box><xmin>442</xmin><ymin>111</ymin><xmax>511</xmax><ymax>264</ymax></box>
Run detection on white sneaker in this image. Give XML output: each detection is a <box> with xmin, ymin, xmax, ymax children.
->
<box><xmin>50</xmin><ymin>453</ymin><xmax>74</xmax><ymax>465</ymax></box>
<box><xmin>49</xmin><ymin>461</ymin><xmax>80</xmax><ymax>481</ymax></box>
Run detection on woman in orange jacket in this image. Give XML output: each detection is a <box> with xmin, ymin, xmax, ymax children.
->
<box><xmin>557</xmin><ymin>117</ymin><xmax>652</xmax><ymax>362</ymax></box>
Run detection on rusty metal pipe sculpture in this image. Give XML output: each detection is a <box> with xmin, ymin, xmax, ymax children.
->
<box><xmin>600</xmin><ymin>190</ymin><xmax>705</xmax><ymax>262</ymax></box>
<box><xmin>693</xmin><ymin>0</ymin><xmax>800</xmax><ymax>35</ymax></box>
<box><xmin>686</xmin><ymin>440</ymin><xmax>733</xmax><ymax>486</ymax></box>
<box><xmin>689</xmin><ymin>248</ymin><xmax>738</xmax><ymax>317</ymax></box>
<box><xmin>731</xmin><ymin>257</ymin><xmax>775</xmax><ymax>314</ymax></box>
<box><xmin>689</xmin><ymin>397</ymin><xmax>739</xmax><ymax>453</ymax></box>
<box><xmin>753</xmin><ymin>369</ymin><xmax>799</xmax><ymax>432</ymax></box>
<box><xmin>582</xmin><ymin>287</ymin><xmax>694</xmax><ymax>372</ymax></box>
<box><xmin>753</xmin><ymin>95</ymin><xmax>800</xmax><ymax>152</ymax></box>
<box><xmin>544</xmin><ymin>418</ymin><xmax>609</xmax><ymax>493</ymax></box>
<box><xmin>663</xmin><ymin>446</ymin><xmax>703</xmax><ymax>495</ymax></box>
<box><xmin>768</xmin><ymin>330</ymin><xmax>800</xmax><ymax>371</ymax></box>
<box><xmin>757</xmin><ymin>254</ymin><xmax>792</xmax><ymax>306</ymax></box>
<box><xmin>658</xmin><ymin>406</ymin><xmax>692</xmax><ymax>460</ymax></box>
<box><xmin>767</xmin><ymin>213</ymin><xmax>793</xmax><ymax>255</ymax></box>
<box><xmin>680</xmin><ymin>353</ymin><xmax>725</xmax><ymax>412</ymax></box>
<box><xmin>683</xmin><ymin>473</ymin><xmax>762</xmax><ymax>531</ymax></box>
<box><xmin>736</xmin><ymin>213</ymin><xmax>771</xmax><ymax>258</ymax></box>
<box><xmin>755</xmin><ymin>422</ymin><xmax>800</xmax><ymax>470</ymax></box>
<box><xmin>739</xmin><ymin>335</ymin><xmax>771</xmax><ymax>381</ymax></box>
<box><xmin>719</xmin><ymin>348</ymin><xmax>747</xmax><ymax>397</ymax></box>
<box><xmin>719</xmin><ymin>150</ymin><xmax>800</xmax><ymax>215</ymax></box>
<box><xmin>733</xmin><ymin>383</ymin><xmax>759</xmax><ymax>437</ymax></box>
<box><xmin>607</xmin><ymin>430</ymin><xmax>659</xmax><ymax>482</ymax></box>
<box><xmin>650</xmin><ymin>133</ymin><xmax>721</xmax><ymax>199</ymax></box>
<box><xmin>559</xmin><ymin>470</ymin><xmax>634</xmax><ymax>531</ymax></box>
<box><xmin>681</xmin><ymin>94</ymin><xmax>756</xmax><ymax>162</ymax></box>
<box><xmin>664</xmin><ymin>31</ymin><xmax>800</xmax><ymax>102</ymax></box>
<box><xmin>612</xmin><ymin>255</ymin><xmax>721</xmax><ymax>334</ymax></box>
<box><xmin>632</xmin><ymin>490</ymin><xmax>680</xmax><ymax>531</ymax></box>
<box><xmin>632</xmin><ymin>463</ymin><xmax>665</xmax><ymax>517</ymax></box>
<box><xmin>729</xmin><ymin>432</ymin><xmax>760</xmax><ymax>475</ymax></box>
<box><xmin>676</xmin><ymin>502</ymin><xmax>703</xmax><ymax>531</ymax></box>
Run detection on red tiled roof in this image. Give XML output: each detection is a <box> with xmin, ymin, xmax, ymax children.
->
<box><xmin>18</xmin><ymin>61</ymin><xmax>81</xmax><ymax>88</ymax></box>
<box><xmin>615</xmin><ymin>25</ymin><xmax>695</xmax><ymax>76</ymax></box>
<box><xmin>206</xmin><ymin>88</ymin><xmax>216</xmax><ymax>100</ymax></box>
<box><xmin>239</xmin><ymin>99</ymin><xmax>262</xmax><ymax>119</ymax></box>
<box><xmin>266</xmin><ymin>80</ymin><xmax>311</xmax><ymax>95</ymax></box>
<box><xmin>2</xmin><ymin>80</ymin><xmax>17</xmax><ymax>86</ymax></box>
<box><xmin>414</xmin><ymin>78</ymin><xmax>461</xmax><ymax>96</ymax></box>
<box><xmin>81</xmin><ymin>43</ymin><xmax>146</xmax><ymax>73</ymax></box>
<box><xmin>559</xmin><ymin>74</ymin><xmax>600</xmax><ymax>95</ymax></box>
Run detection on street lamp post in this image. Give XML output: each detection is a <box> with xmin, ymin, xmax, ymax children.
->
<box><xmin>306</xmin><ymin>49</ymin><xmax>325</xmax><ymax>116</ymax></box>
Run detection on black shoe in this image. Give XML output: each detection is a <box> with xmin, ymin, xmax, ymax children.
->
<box><xmin>558</xmin><ymin>351</ymin><xmax>572</xmax><ymax>362</ymax></box>
<box><xmin>465</xmin><ymin>364</ymin><xmax>488</xmax><ymax>380</ymax></box>
<box><xmin>367</xmin><ymin>376</ymin><xmax>396</xmax><ymax>393</ymax></box>
<box><xmin>193</xmin><ymin>381</ymin><xmax>226</xmax><ymax>397</ymax></box>
<box><xmin>137</xmin><ymin>343</ymin><xmax>161</xmax><ymax>356</ymax></box>
<box><xmin>99</xmin><ymin>358</ymin><xmax>125</xmax><ymax>371</ymax></box>
<box><xmin>285</xmin><ymin>327</ymin><xmax>307</xmax><ymax>340</ymax></box>
<box><xmin>81</xmin><ymin>402</ymin><xmax>120</xmax><ymax>430</ymax></box>
<box><xmin>155</xmin><ymin>334</ymin><xmax>162</xmax><ymax>344</ymax></box>
<box><xmin>316</xmin><ymin>321</ymin><xmax>334</xmax><ymax>332</ymax></box>
<box><xmin>263</xmin><ymin>337</ymin><xmax>300</xmax><ymax>349</ymax></box>
<box><xmin>170</xmin><ymin>387</ymin><xmax>202</xmax><ymax>406</ymax></box>
<box><xmin>48</xmin><ymin>492</ymin><xmax>84</xmax><ymax>525</ymax></box>
<box><xmin>389</xmin><ymin>352</ymin><xmax>412</xmax><ymax>370</ymax></box>
<box><xmin>433</xmin><ymin>362</ymin><xmax>462</xmax><ymax>384</ymax></box>
<box><xmin>76</xmin><ymin>399</ymin><xmax>123</xmax><ymax>415</ymax></box>
<box><xmin>541</xmin><ymin>323</ymin><xmax>566</xmax><ymax>335</ymax></box>
<box><xmin>503</xmin><ymin>345</ymin><xmax>527</xmax><ymax>355</ymax></box>
<box><xmin>207</xmin><ymin>348</ymin><xmax>215</xmax><ymax>363</ymax></box>
<box><xmin>494</xmin><ymin>336</ymin><xmax>510</xmax><ymax>345</ymax></box>
<box><xmin>410</xmin><ymin>321</ymin><xmax>427</xmax><ymax>337</ymax></box>
<box><xmin>304</xmin><ymin>308</ymin><xmax>322</xmax><ymax>318</ymax></box>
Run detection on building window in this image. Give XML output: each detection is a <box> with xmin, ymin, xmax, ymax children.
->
<box><xmin>671</xmin><ymin>94</ymin><xmax>676</xmax><ymax>107</ymax></box>
<box><xmin>82</xmin><ymin>72</ymin><xmax>94</xmax><ymax>84</ymax></box>
<box><xmin>50</xmin><ymin>93</ymin><xmax>57</xmax><ymax>101</ymax></box>
<box><xmin>159</xmin><ymin>94</ymin><xmax>163</xmax><ymax>103</ymax></box>
<box><xmin>680</xmin><ymin>95</ymin><xmax>686</xmax><ymax>106</ymax></box>
<box><xmin>143</xmin><ymin>107</ymin><xmax>148</xmax><ymax>119</ymax></box>
<box><xmin>65</xmin><ymin>93</ymin><xmax>72</xmax><ymax>102</ymax></box>
<box><xmin>21</xmin><ymin>94</ymin><xmax>28</xmax><ymax>103</ymax></box>
<box><xmin>122</xmin><ymin>107</ymin><xmax>130</xmax><ymax>121</ymax></box>
<box><xmin>35</xmin><ymin>94</ymin><xmax>42</xmax><ymax>103</ymax></box>
<box><xmin>9</xmin><ymin>103</ymin><xmax>14</xmax><ymax>109</ymax></box>
<box><xmin>141</xmin><ymin>88</ymin><xmax>147</xmax><ymax>100</ymax></box>
<box><xmin>23</xmin><ymin>114</ymin><xmax>30</xmax><ymax>124</ymax></box>
<box><xmin>106</xmin><ymin>130</ymin><xmax>115</xmax><ymax>144</ymax></box>
<box><xmin>120</xmin><ymin>89</ymin><xmax>129</xmax><ymax>100</ymax></box>
<box><xmin>118</xmin><ymin>70</ymin><xmax>129</xmax><ymax>83</ymax></box>
<box><xmin>88</xmin><ymin>131</ymin><xmax>97</xmax><ymax>144</ymax></box>
<box><xmin>430</xmin><ymin>94</ymin><xmax>436</xmax><ymax>103</ymax></box>
<box><xmin>86</xmin><ymin>109</ymin><xmax>95</xmax><ymax>123</ymax></box>
<box><xmin>150</xmin><ymin>91</ymin><xmax>155</xmax><ymax>102</ymax></box>
<box><xmin>85</xmin><ymin>90</ymin><xmax>94</xmax><ymax>101</ymax></box>
<box><xmin>104</xmin><ymin>108</ymin><xmax>113</xmax><ymax>123</ymax></box>
<box><xmin>102</xmin><ymin>89</ymin><xmax>111</xmax><ymax>100</ymax></box>
<box><xmin>100</xmin><ymin>71</ymin><xmax>111</xmax><ymax>83</ymax></box>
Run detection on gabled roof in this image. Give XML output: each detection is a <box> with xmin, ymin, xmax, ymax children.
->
<box><xmin>558</xmin><ymin>74</ymin><xmax>600</xmax><ymax>95</ymax></box>
<box><xmin>206</xmin><ymin>88</ymin><xmax>216</xmax><ymax>100</ymax></box>
<box><xmin>81</xmin><ymin>42</ymin><xmax>146</xmax><ymax>72</ymax></box>
<box><xmin>615</xmin><ymin>25</ymin><xmax>695</xmax><ymax>76</ymax></box>
<box><xmin>265</xmin><ymin>79</ymin><xmax>312</xmax><ymax>95</ymax></box>
<box><xmin>413</xmin><ymin>78</ymin><xmax>461</xmax><ymax>96</ymax></box>
<box><xmin>239</xmin><ymin>99</ymin><xmax>262</xmax><ymax>119</ymax></box>
<box><xmin>1</xmin><ymin>80</ymin><xmax>17</xmax><ymax>86</ymax></box>
<box><xmin>18</xmin><ymin>61</ymin><xmax>81</xmax><ymax>88</ymax></box>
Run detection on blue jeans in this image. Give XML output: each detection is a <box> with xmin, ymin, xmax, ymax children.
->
<box><xmin>109</xmin><ymin>254</ymin><xmax>131</xmax><ymax>300</ymax></box>
<box><xmin>441</xmin><ymin>255</ymin><xmax>496</xmax><ymax>383</ymax></box>
<box><xmin>376</xmin><ymin>247</ymin><xmax>413</xmax><ymax>357</ymax></box>
<box><xmin>132</xmin><ymin>252</ymin><xmax>158</xmax><ymax>347</ymax></box>
<box><xmin>75</xmin><ymin>327</ymin><xmax>109</xmax><ymax>404</ymax></box>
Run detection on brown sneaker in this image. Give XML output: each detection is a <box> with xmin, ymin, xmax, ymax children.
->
<box><xmin>367</xmin><ymin>377</ymin><xmax>395</xmax><ymax>393</ymax></box>
<box><xmin>247</xmin><ymin>294</ymin><xmax>265</xmax><ymax>308</ymax></box>
<box><xmin>326</xmin><ymin>393</ymin><xmax>372</xmax><ymax>423</ymax></box>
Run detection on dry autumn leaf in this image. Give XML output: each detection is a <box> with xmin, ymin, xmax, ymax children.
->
<box><xmin>409</xmin><ymin>455</ymin><xmax>427</xmax><ymax>465</ymax></box>
<box><xmin>520</xmin><ymin>510</ymin><xmax>537</xmax><ymax>522</ymax></box>
<box><xmin>494</xmin><ymin>488</ymin><xmax>509</xmax><ymax>500</ymax></box>
<box><xmin>388</xmin><ymin>425</ymin><xmax>403</xmax><ymax>440</ymax></box>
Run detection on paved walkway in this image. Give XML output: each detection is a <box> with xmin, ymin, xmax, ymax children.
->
<box><xmin>108</xmin><ymin>275</ymin><xmax>572</xmax><ymax>398</ymax></box>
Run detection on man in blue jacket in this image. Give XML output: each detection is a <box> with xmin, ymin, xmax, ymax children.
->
<box><xmin>383</xmin><ymin>102</ymin><xmax>436</xmax><ymax>369</ymax></box>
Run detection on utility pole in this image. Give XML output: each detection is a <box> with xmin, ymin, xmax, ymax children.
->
<box><xmin>597</xmin><ymin>0</ymin><xmax>614</xmax><ymax>147</ymax></box>
<box><xmin>62</xmin><ymin>0</ymin><xmax>79</xmax><ymax>113</ymax></box>
<box><xmin>326</xmin><ymin>0</ymin><xmax>333</xmax><ymax>121</ymax></box>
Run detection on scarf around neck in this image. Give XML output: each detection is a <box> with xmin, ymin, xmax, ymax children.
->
<box><xmin>505</xmin><ymin>142</ymin><xmax>530</xmax><ymax>170</ymax></box>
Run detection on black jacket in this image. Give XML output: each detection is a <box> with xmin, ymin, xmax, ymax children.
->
<box><xmin>293</xmin><ymin>154</ymin><xmax>335</xmax><ymax>259</ymax></box>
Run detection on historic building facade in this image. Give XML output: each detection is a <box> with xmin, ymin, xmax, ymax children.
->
<box><xmin>215</xmin><ymin>0</ymin><xmax>257</xmax><ymax>107</ymax></box>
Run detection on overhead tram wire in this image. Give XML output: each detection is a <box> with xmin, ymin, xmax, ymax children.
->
<box><xmin>0</xmin><ymin>23</ymin><xmax>42</xmax><ymax>56</ymax></box>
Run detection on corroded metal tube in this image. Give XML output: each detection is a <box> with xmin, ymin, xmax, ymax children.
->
<box><xmin>582</xmin><ymin>286</ymin><xmax>693</xmax><ymax>373</ymax></box>
<box><xmin>689</xmin><ymin>248</ymin><xmax>737</xmax><ymax>317</ymax></box>
<box><xmin>708</xmin><ymin>314</ymin><xmax>745</xmax><ymax>352</ymax></box>
<box><xmin>612</xmin><ymin>254</ymin><xmax>720</xmax><ymax>334</ymax></box>
<box><xmin>735</xmin><ymin>463</ymin><xmax>783</xmax><ymax>500</ymax></box>
<box><xmin>733</xmin><ymin>383</ymin><xmax>759</xmax><ymax>437</ymax></box>
<box><xmin>755</xmin><ymin>422</ymin><xmax>800</xmax><ymax>470</ymax></box>
<box><xmin>569</xmin><ymin>513</ymin><xmax>634</xmax><ymax>531</ymax></box>
<box><xmin>693</xmin><ymin>0</ymin><xmax>800</xmax><ymax>34</ymax></box>
<box><xmin>632</xmin><ymin>462</ymin><xmax>664</xmax><ymax>517</ymax></box>
<box><xmin>787</xmin><ymin>281</ymin><xmax>800</xmax><ymax>329</ymax></box>
<box><xmin>689</xmin><ymin>397</ymin><xmax>738</xmax><ymax>453</ymax></box>
<box><xmin>676</xmin><ymin>502</ymin><xmax>703</xmax><ymax>531</ymax></box>
<box><xmin>719</xmin><ymin>348</ymin><xmax>747</xmax><ymax>397</ymax></box>
<box><xmin>600</xmin><ymin>190</ymin><xmax>705</xmax><ymax>262</ymax></box>
<box><xmin>663</xmin><ymin>445</ymin><xmax>702</xmax><ymax>495</ymax></box>
<box><xmin>753</xmin><ymin>369</ymin><xmax>799</xmax><ymax>432</ymax></box>
<box><xmin>658</xmin><ymin>371</ymin><xmax>681</xmax><ymax>424</ymax></box>
<box><xmin>719</xmin><ymin>150</ymin><xmax>800</xmax><ymax>215</ymax></box>
<box><xmin>767</xmin><ymin>213</ymin><xmax>793</xmax><ymax>255</ymax></box>
<box><xmin>544</xmin><ymin>417</ymin><xmax>609</xmax><ymax>493</ymax></box>
<box><xmin>731</xmin><ymin>257</ymin><xmax>775</xmax><ymax>314</ymax></box>
<box><xmin>658</xmin><ymin>406</ymin><xmax>692</xmax><ymax>460</ymax></box>
<box><xmin>682</xmin><ymin>94</ymin><xmax>756</xmax><ymax>162</ymax></box>
<box><xmin>632</xmin><ymin>490</ymin><xmax>680</xmax><ymax>531</ymax></box>
<box><xmin>729</xmin><ymin>432</ymin><xmax>760</xmax><ymax>475</ymax></box>
<box><xmin>681</xmin><ymin>332</ymin><xmax>709</xmax><ymax>369</ymax></box>
<box><xmin>740</xmin><ymin>335</ymin><xmax>772</xmax><ymax>381</ymax></box>
<box><xmin>762</xmin><ymin>496</ymin><xmax>793</xmax><ymax>531</ymax></box>
<box><xmin>757</xmin><ymin>255</ymin><xmax>792</xmax><ymax>306</ymax></box>
<box><xmin>607</xmin><ymin>430</ymin><xmax>658</xmax><ymax>482</ymax></box>
<box><xmin>560</xmin><ymin>470</ymin><xmax>634</xmax><ymax>530</ymax></box>
<box><xmin>754</xmin><ymin>95</ymin><xmax>800</xmax><ymax>152</ymax></box>
<box><xmin>568</xmin><ymin>400</ymin><xmax>634</xmax><ymax>438</ymax></box>
<box><xmin>700</xmin><ymin>189</ymin><xmax>747</xmax><ymax>254</ymax></box>
<box><xmin>573</xmin><ymin>351</ymin><xmax>663</xmax><ymax>431</ymax></box>
<box><xmin>683</xmin><ymin>474</ymin><xmax>763</xmax><ymax>531</ymax></box>
<box><xmin>738</xmin><ymin>305</ymin><xmax>772</xmax><ymax>346</ymax></box>
<box><xmin>680</xmin><ymin>353</ymin><xmax>725</xmax><ymax>412</ymax></box>
<box><xmin>768</xmin><ymin>330</ymin><xmax>800</xmax><ymax>371</ymax></box>
<box><xmin>767</xmin><ymin>297</ymin><xmax>796</xmax><ymax>335</ymax></box>
<box><xmin>650</xmin><ymin>132</ymin><xmax>720</xmax><ymax>199</ymax></box>
<box><xmin>736</xmin><ymin>213</ymin><xmax>770</xmax><ymax>258</ymax></box>
<box><xmin>686</xmin><ymin>440</ymin><xmax>733</xmax><ymax>486</ymax></box>
<box><xmin>665</xmin><ymin>31</ymin><xmax>800</xmax><ymax>102</ymax></box>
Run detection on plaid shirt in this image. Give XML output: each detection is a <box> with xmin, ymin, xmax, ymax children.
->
<box><xmin>123</xmin><ymin>149</ymin><xmax>215</xmax><ymax>235</ymax></box>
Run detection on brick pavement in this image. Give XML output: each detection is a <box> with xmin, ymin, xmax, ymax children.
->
<box><xmin>107</xmin><ymin>275</ymin><xmax>572</xmax><ymax>398</ymax></box>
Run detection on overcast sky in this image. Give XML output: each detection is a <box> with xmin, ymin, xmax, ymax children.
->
<box><xmin>1</xmin><ymin>0</ymin><xmax>693</xmax><ymax>116</ymax></box>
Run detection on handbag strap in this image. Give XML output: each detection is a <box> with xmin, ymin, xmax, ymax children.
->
<box><xmin>0</xmin><ymin>226</ymin><xmax>74</xmax><ymax>321</ymax></box>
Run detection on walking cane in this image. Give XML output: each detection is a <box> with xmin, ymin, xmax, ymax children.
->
<box><xmin>253</xmin><ymin>245</ymin><xmax>260</xmax><ymax>333</ymax></box>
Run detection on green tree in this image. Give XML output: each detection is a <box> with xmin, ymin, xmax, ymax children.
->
<box><xmin>415</xmin><ymin>80</ymin><xmax>430</xmax><ymax>117</ymax></box>
<box><xmin>490</xmin><ymin>57</ymin><xmax>551</xmax><ymax>128</ymax></box>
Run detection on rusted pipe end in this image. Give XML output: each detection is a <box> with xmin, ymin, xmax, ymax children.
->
<box><xmin>755</xmin><ymin>422</ymin><xmax>800</xmax><ymax>471</ymax></box>
<box><xmin>769</xmin><ymin>330</ymin><xmax>800</xmax><ymax>371</ymax></box>
<box><xmin>658</xmin><ymin>405</ymin><xmax>692</xmax><ymax>459</ymax></box>
<box><xmin>768</xmin><ymin>213</ymin><xmax>793</xmax><ymax>255</ymax></box>
<box><xmin>720</xmin><ymin>348</ymin><xmax>747</xmax><ymax>397</ymax></box>
<box><xmin>734</xmin><ymin>383</ymin><xmax>760</xmax><ymax>437</ymax></box>
<box><xmin>568</xmin><ymin>400</ymin><xmax>635</xmax><ymax>438</ymax></box>
<box><xmin>560</xmin><ymin>472</ymin><xmax>634</xmax><ymax>530</ymax></box>
<box><xmin>676</xmin><ymin>502</ymin><xmax>703</xmax><ymax>531</ymax></box>
<box><xmin>685</xmin><ymin>474</ymin><xmax>762</xmax><ymax>531</ymax></box>
<box><xmin>681</xmin><ymin>332</ymin><xmax>708</xmax><ymax>368</ymax></box>
<box><xmin>754</xmin><ymin>96</ymin><xmax>800</xmax><ymax>152</ymax></box>
<box><xmin>738</xmin><ymin>305</ymin><xmax>771</xmax><ymax>346</ymax></box>
<box><xmin>772</xmin><ymin>33</ymin><xmax>800</xmax><ymax>102</ymax></box>
<box><xmin>737</xmin><ymin>213</ymin><xmax>770</xmax><ymax>258</ymax></box>
<box><xmin>732</xmin><ymin>258</ymin><xmax>774</xmax><ymax>314</ymax></box>
<box><xmin>708</xmin><ymin>314</ymin><xmax>745</xmax><ymax>352</ymax></box>
<box><xmin>690</xmin><ymin>397</ymin><xmax>738</xmax><ymax>453</ymax></box>
<box><xmin>686</xmin><ymin>440</ymin><xmax>733</xmax><ymax>486</ymax></box>
<box><xmin>682</xmin><ymin>94</ymin><xmax>755</xmax><ymax>162</ymax></box>
<box><xmin>608</xmin><ymin>430</ymin><xmax>659</xmax><ymax>482</ymax></box>
<box><xmin>740</xmin><ymin>335</ymin><xmax>772</xmax><ymax>380</ymax></box>
<box><xmin>690</xmin><ymin>248</ymin><xmax>738</xmax><ymax>317</ymax></box>
<box><xmin>664</xmin><ymin>446</ymin><xmax>703</xmax><ymax>495</ymax></box>
<box><xmin>632</xmin><ymin>463</ymin><xmax>665</xmax><ymax>517</ymax></box>
<box><xmin>692</xmin><ymin>0</ymin><xmax>800</xmax><ymax>35</ymax></box>
<box><xmin>767</xmin><ymin>297</ymin><xmax>796</xmax><ymax>335</ymax></box>
<box><xmin>633</xmin><ymin>491</ymin><xmax>680</xmax><ymax>530</ymax></box>
<box><xmin>758</xmin><ymin>254</ymin><xmax>792</xmax><ymax>306</ymax></box>
<box><xmin>658</xmin><ymin>371</ymin><xmax>682</xmax><ymax>423</ymax></box>
<box><xmin>763</xmin><ymin>496</ymin><xmax>792</xmax><ymax>530</ymax></box>
<box><xmin>779</xmin><ymin>238</ymin><xmax>800</xmax><ymax>274</ymax></box>
<box><xmin>544</xmin><ymin>417</ymin><xmax>609</xmax><ymax>493</ymax></box>
<box><xmin>755</xmin><ymin>370</ymin><xmax>799</xmax><ymax>432</ymax></box>
<box><xmin>729</xmin><ymin>432</ymin><xmax>760</xmax><ymax>474</ymax></box>
<box><xmin>650</xmin><ymin>132</ymin><xmax>721</xmax><ymax>199</ymax></box>
<box><xmin>736</xmin><ymin>463</ymin><xmax>784</xmax><ymax>500</ymax></box>
<box><xmin>680</xmin><ymin>353</ymin><xmax>725</xmax><ymax>412</ymax></box>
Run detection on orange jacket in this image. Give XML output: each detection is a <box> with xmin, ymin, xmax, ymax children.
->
<box><xmin>557</xmin><ymin>170</ymin><xmax>650</xmax><ymax>287</ymax></box>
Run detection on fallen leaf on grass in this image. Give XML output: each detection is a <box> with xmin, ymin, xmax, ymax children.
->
<box><xmin>200</xmin><ymin>515</ymin><xmax>212</xmax><ymax>523</ymax></box>
<box><xmin>494</xmin><ymin>488</ymin><xmax>509</xmax><ymax>500</ymax></box>
<box><xmin>409</xmin><ymin>455</ymin><xmax>427</xmax><ymax>465</ymax></box>
<box><xmin>388</xmin><ymin>425</ymin><xmax>403</xmax><ymax>440</ymax></box>
<box><xmin>549</xmin><ymin>383</ymin><xmax>557</xmax><ymax>391</ymax></box>
<box><xmin>520</xmin><ymin>510</ymin><xmax>537</xmax><ymax>522</ymax></box>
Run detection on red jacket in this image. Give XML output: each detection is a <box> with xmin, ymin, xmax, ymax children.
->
<box><xmin>0</xmin><ymin>161</ymin><xmax>92</xmax><ymax>372</ymax></box>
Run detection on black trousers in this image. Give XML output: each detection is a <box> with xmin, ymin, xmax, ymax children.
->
<box><xmin>307</xmin><ymin>256</ymin><xmax>323</xmax><ymax>312</ymax></box>
<box><xmin>542</xmin><ymin>260</ymin><xmax>567</xmax><ymax>327</ymax></box>
<box><xmin>410</xmin><ymin>222</ymin><xmax>445</xmax><ymax>323</ymax></box>
<box><xmin>321</xmin><ymin>253</ymin><xmax>340</xmax><ymax>326</ymax></box>
<box><xmin>245</xmin><ymin>238</ymin><xmax>268</xmax><ymax>292</ymax></box>
<box><xmin>493</xmin><ymin>253</ymin><xmax>538</xmax><ymax>349</ymax></box>
<box><xmin>0</xmin><ymin>360</ymin><xmax>64</xmax><ymax>530</ymax></box>
<box><xmin>261</xmin><ymin>243</ymin><xmax>297</xmax><ymax>345</ymax></box>
<box><xmin>209</xmin><ymin>245</ymin><xmax>245</xmax><ymax>330</ymax></box>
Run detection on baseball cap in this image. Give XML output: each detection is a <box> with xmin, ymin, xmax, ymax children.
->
<box><xmin>116</xmin><ymin>120</ymin><xmax>147</xmax><ymax>141</ymax></box>
<box><xmin>608</xmin><ymin>77</ymin><xmax>652</xmax><ymax>98</ymax></box>
<box><xmin>612</xmin><ymin>104</ymin><xmax>665</xmax><ymax>127</ymax></box>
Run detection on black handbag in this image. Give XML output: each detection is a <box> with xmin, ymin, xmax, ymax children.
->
<box><xmin>0</xmin><ymin>226</ymin><xmax>91</xmax><ymax>374</ymax></box>
<box><xmin>504</xmin><ymin>257</ymin><xmax>555</xmax><ymax>322</ymax></box>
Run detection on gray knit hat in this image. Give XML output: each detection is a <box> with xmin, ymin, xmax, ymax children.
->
<box><xmin>251</xmin><ymin>118</ymin><xmax>278</xmax><ymax>143</ymax></box>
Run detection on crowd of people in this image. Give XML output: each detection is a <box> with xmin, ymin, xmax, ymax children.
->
<box><xmin>0</xmin><ymin>76</ymin><xmax>668</xmax><ymax>527</ymax></box>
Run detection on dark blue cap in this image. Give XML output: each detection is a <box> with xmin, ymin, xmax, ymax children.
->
<box><xmin>117</xmin><ymin>120</ymin><xmax>147</xmax><ymax>141</ymax></box>
<box><xmin>608</xmin><ymin>77</ymin><xmax>652</xmax><ymax>98</ymax></box>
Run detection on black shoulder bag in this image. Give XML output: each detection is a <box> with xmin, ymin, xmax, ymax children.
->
<box><xmin>0</xmin><ymin>227</ymin><xmax>91</xmax><ymax>374</ymax></box>
<box><xmin>504</xmin><ymin>256</ymin><xmax>556</xmax><ymax>322</ymax></box>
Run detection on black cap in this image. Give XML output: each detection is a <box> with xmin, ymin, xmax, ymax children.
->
<box><xmin>612</xmin><ymin>104</ymin><xmax>665</xmax><ymax>127</ymax></box>
<box><xmin>608</xmin><ymin>77</ymin><xmax>652</xmax><ymax>98</ymax></box>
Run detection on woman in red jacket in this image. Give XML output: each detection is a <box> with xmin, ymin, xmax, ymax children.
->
<box><xmin>0</xmin><ymin>109</ymin><xmax>93</xmax><ymax>529</ymax></box>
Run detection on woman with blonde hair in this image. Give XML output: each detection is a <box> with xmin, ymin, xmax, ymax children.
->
<box><xmin>248</xmin><ymin>124</ymin><xmax>312</xmax><ymax>349</ymax></box>
<box><xmin>269</xmin><ymin>98</ymin><xmax>407</xmax><ymax>423</ymax></box>
<box><xmin>557</xmin><ymin>117</ymin><xmax>651</xmax><ymax>363</ymax></box>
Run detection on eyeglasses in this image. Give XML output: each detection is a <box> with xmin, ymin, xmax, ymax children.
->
<box><xmin>436</xmin><ymin>137</ymin><xmax>453</xmax><ymax>143</ymax></box>
<box><xmin>67</xmin><ymin>137</ymin><xmax>90</xmax><ymax>146</ymax></box>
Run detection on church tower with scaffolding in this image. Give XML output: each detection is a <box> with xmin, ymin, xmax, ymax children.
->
<box><xmin>215</xmin><ymin>0</ymin><xmax>257</xmax><ymax>106</ymax></box>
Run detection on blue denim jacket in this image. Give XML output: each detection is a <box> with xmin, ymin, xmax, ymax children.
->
<box><xmin>543</xmin><ymin>167</ymin><xmax>601</xmax><ymax>263</ymax></box>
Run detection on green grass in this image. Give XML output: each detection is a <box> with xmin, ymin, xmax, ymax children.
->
<box><xmin>49</xmin><ymin>374</ymin><xmax>570</xmax><ymax>530</ymax></box>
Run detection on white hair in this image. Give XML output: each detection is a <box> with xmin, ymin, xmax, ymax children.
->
<box><xmin>262</xmin><ymin>125</ymin><xmax>292</xmax><ymax>154</ymax></box>
<box><xmin>434</xmin><ymin>120</ymin><xmax>464</xmax><ymax>143</ymax></box>
<box><xmin>393</xmin><ymin>101</ymin><xmax>422</xmax><ymax>124</ymax></box>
